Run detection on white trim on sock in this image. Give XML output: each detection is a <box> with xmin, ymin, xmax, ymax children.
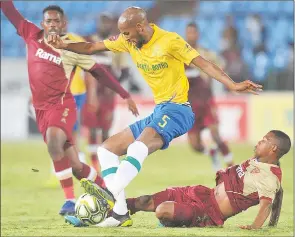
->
<box><xmin>87</xmin><ymin>145</ymin><xmax>98</xmax><ymax>153</ymax></box>
<box><xmin>55</xmin><ymin>168</ymin><xmax>72</xmax><ymax>180</ymax></box>
<box><xmin>87</xmin><ymin>167</ymin><xmax>97</xmax><ymax>181</ymax></box>
<box><xmin>78</xmin><ymin>152</ymin><xmax>86</xmax><ymax>164</ymax></box>
<box><xmin>223</xmin><ymin>153</ymin><xmax>233</xmax><ymax>163</ymax></box>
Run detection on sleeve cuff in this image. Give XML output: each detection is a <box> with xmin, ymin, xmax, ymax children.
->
<box><xmin>260</xmin><ymin>196</ymin><xmax>273</xmax><ymax>203</ymax></box>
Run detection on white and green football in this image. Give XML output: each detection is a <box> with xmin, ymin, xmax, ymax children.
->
<box><xmin>75</xmin><ymin>193</ymin><xmax>109</xmax><ymax>226</ymax></box>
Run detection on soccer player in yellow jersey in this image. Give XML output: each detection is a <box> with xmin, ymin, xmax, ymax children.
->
<box><xmin>48</xmin><ymin>7</ymin><xmax>262</xmax><ymax>227</ymax></box>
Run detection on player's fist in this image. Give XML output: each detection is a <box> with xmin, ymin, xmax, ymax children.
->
<box><xmin>232</xmin><ymin>80</ymin><xmax>263</xmax><ymax>95</ymax></box>
<box><xmin>125</xmin><ymin>97</ymin><xmax>139</xmax><ymax>117</ymax></box>
<box><xmin>47</xmin><ymin>33</ymin><xmax>67</xmax><ymax>49</ymax></box>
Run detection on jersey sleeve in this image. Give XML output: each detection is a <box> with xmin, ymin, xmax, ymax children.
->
<box><xmin>75</xmin><ymin>54</ymin><xmax>96</xmax><ymax>71</ymax></box>
<box><xmin>62</xmin><ymin>38</ymin><xmax>96</xmax><ymax>71</ymax></box>
<box><xmin>168</xmin><ymin>34</ymin><xmax>200</xmax><ymax>66</ymax></box>
<box><xmin>1</xmin><ymin>1</ymin><xmax>40</xmax><ymax>41</ymax></box>
<box><xmin>103</xmin><ymin>34</ymin><xmax>130</xmax><ymax>53</ymax></box>
<box><xmin>17</xmin><ymin>20</ymin><xmax>41</xmax><ymax>40</ymax></box>
<box><xmin>255</xmin><ymin>176</ymin><xmax>280</xmax><ymax>203</ymax></box>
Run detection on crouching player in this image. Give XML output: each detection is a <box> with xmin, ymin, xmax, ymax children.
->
<box><xmin>126</xmin><ymin>130</ymin><xmax>289</xmax><ymax>229</ymax></box>
<box><xmin>66</xmin><ymin>130</ymin><xmax>290</xmax><ymax>229</ymax></box>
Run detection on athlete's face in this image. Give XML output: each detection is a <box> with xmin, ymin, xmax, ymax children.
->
<box><xmin>41</xmin><ymin>10</ymin><xmax>66</xmax><ymax>38</ymax></box>
<box><xmin>254</xmin><ymin>132</ymin><xmax>278</xmax><ymax>158</ymax></box>
<box><xmin>118</xmin><ymin>23</ymin><xmax>145</xmax><ymax>48</ymax></box>
<box><xmin>186</xmin><ymin>26</ymin><xmax>198</xmax><ymax>46</ymax></box>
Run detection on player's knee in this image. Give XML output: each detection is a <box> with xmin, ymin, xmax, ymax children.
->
<box><xmin>47</xmin><ymin>139</ymin><xmax>64</xmax><ymax>160</ymax></box>
<box><xmin>155</xmin><ymin>202</ymin><xmax>174</xmax><ymax>220</ymax></box>
<box><xmin>136</xmin><ymin>195</ymin><xmax>154</xmax><ymax>210</ymax></box>
<box><xmin>190</xmin><ymin>143</ymin><xmax>204</xmax><ymax>153</ymax></box>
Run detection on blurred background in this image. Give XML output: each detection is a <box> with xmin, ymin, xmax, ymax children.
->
<box><xmin>1</xmin><ymin>0</ymin><xmax>293</xmax><ymax>144</ymax></box>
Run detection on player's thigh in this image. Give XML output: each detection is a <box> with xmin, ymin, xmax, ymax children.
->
<box><xmin>101</xmin><ymin>127</ymin><xmax>135</xmax><ymax>156</ymax></box>
<box><xmin>137</xmin><ymin>127</ymin><xmax>165</xmax><ymax>154</ymax></box>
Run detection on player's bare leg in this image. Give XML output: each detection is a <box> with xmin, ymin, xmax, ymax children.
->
<box><xmin>46</xmin><ymin>127</ymin><xmax>76</xmax><ymax>215</ymax></box>
<box><xmin>81</xmin><ymin>127</ymin><xmax>164</xmax><ymax>227</ymax></box>
<box><xmin>46</xmin><ymin>127</ymin><xmax>105</xmax><ymax>215</ymax></box>
<box><xmin>188</xmin><ymin>130</ymin><xmax>221</xmax><ymax>171</ymax></box>
<box><xmin>208</xmin><ymin>124</ymin><xmax>234</xmax><ymax>167</ymax></box>
<box><xmin>126</xmin><ymin>195</ymin><xmax>155</xmax><ymax>214</ymax></box>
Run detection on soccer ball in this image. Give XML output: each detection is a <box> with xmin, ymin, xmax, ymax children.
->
<box><xmin>75</xmin><ymin>193</ymin><xmax>109</xmax><ymax>226</ymax></box>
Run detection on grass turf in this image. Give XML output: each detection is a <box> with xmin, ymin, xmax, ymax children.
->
<box><xmin>1</xmin><ymin>141</ymin><xmax>293</xmax><ymax>236</ymax></box>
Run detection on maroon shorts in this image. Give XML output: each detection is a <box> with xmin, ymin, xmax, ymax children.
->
<box><xmin>152</xmin><ymin>185</ymin><xmax>225</xmax><ymax>227</ymax></box>
<box><xmin>82</xmin><ymin>102</ymin><xmax>115</xmax><ymax>130</ymax></box>
<box><xmin>189</xmin><ymin>99</ymin><xmax>218</xmax><ymax>133</ymax></box>
<box><xmin>35</xmin><ymin>98</ymin><xmax>77</xmax><ymax>148</ymax></box>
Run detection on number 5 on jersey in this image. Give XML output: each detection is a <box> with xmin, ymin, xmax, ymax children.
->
<box><xmin>158</xmin><ymin>115</ymin><xmax>170</xmax><ymax>128</ymax></box>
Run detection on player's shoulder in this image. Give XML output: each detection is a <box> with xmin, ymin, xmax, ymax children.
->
<box><xmin>255</xmin><ymin>161</ymin><xmax>282</xmax><ymax>184</ymax></box>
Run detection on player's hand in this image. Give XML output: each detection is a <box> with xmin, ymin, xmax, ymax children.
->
<box><xmin>239</xmin><ymin>225</ymin><xmax>259</xmax><ymax>230</ymax></box>
<box><xmin>47</xmin><ymin>33</ymin><xmax>67</xmax><ymax>49</ymax></box>
<box><xmin>232</xmin><ymin>80</ymin><xmax>263</xmax><ymax>95</ymax></box>
<box><xmin>125</xmin><ymin>97</ymin><xmax>139</xmax><ymax>117</ymax></box>
<box><xmin>86</xmin><ymin>102</ymin><xmax>99</xmax><ymax>113</ymax></box>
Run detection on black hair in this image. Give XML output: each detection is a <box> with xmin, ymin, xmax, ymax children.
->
<box><xmin>270</xmin><ymin>130</ymin><xmax>292</xmax><ymax>158</ymax></box>
<box><xmin>187</xmin><ymin>22</ymin><xmax>199</xmax><ymax>31</ymax></box>
<box><xmin>43</xmin><ymin>5</ymin><xmax>64</xmax><ymax>16</ymax></box>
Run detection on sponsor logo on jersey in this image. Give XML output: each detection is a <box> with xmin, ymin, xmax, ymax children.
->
<box><xmin>35</xmin><ymin>48</ymin><xmax>62</xmax><ymax>65</ymax></box>
<box><xmin>137</xmin><ymin>62</ymin><xmax>168</xmax><ymax>72</ymax></box>
<box><xmin>236</xmin><ymin>164</ymin><xmax>245</xmax><ymax>178</ymax></box>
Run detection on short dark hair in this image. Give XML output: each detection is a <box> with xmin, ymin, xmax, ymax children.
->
<box><xmin>43</xmin><ymin>5</ymin><xmax>64</xmax><ymax>16</ymax></box>
<box><xmin>187</xmin><ymin>22</ymin><xmax>199</xmax><ymax>31</ymax></box>
<box><xmin>270</xmin><ymin>130</ymin><xmax>292</xmax><ymax>158</ymax></box>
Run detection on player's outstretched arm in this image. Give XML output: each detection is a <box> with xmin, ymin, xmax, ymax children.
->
<box><xmin>191</xmin><ymin>56</ymin><xmax>263</xmax><ymax>95</ymax></box>
<box><xmin>48</xmin><ymin>35</ymin><xmax>109</xmax><ymax>55</ymax></box>
<box><xmin>88</xmin><ymin>64</ymin><xmax>139</xmax><ymax>116</ymax></box>
<box><xmin>239</xmin><ymin>199</ymin><xmax>272</xmax><ymax>230</ymax></box>
<box><xmin>1</xmin><ymin>0</ymin><xmax>25</xmax><ymax>29</ymax></box>
<box><xmin>268</xmin><ymin>187</ymin><xmax>283</xmax><ymax>227</ymax></box>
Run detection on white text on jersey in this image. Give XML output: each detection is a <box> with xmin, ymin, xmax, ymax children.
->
<box><xmin>35</xmin><ymin>48</ymin><xmax>61</xmax><ymax>65</ymax></box>
<box><xmin>236</xmin><ymin>165</ymin><xmax>245</xmax><ymax>178</ymax></box>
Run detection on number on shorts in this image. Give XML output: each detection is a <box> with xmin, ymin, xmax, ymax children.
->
<box><xmin>158</xmin><ymin>115</ymin><xmax>170</xmax><ymax>128</ymax></box>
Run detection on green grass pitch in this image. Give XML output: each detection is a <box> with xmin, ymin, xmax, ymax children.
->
<box><xmin>1</xmin><ymin>140</ymin><xmax>293</xmax><ymax>236</ymax></box>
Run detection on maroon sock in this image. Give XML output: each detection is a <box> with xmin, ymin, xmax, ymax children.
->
<box><xmin>53</xmin><ymin>157</ymin><xmax>75</xmax><ymax>200</ymax></box>
<box><xmin>73</xmin><ymin>163</ymin><xmax>106</xmax><ymax>188</ymax></box>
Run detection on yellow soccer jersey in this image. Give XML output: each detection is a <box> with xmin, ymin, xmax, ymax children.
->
<box><xmin>66</xmin><ymin>33</ymin><xmax>86</xmax><ymax>95</ymax></box>
<box><xmin>104</xmin><ymin>24</ymin><xmax>200</xmax><ymax>104</ymax></box>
